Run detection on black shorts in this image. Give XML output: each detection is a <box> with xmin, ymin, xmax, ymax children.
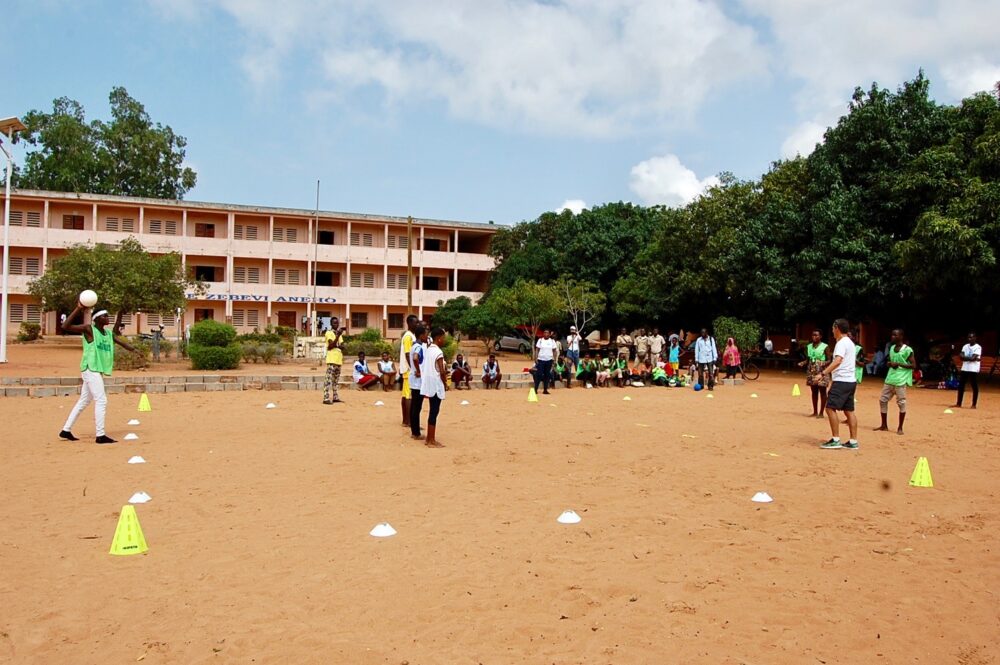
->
<box><xmin>826</xmin><ymin>381</ymin><xmax>857</xmax><ymax>412</ymax></box>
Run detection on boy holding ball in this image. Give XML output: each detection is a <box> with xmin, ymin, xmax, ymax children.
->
<box><xmin>59</xmin><ymin>298</ymin><xmax>140</xmax><ymax>444</ymax></box>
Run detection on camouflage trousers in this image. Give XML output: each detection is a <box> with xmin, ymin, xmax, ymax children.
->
<box><xmin>324</xmin><ymin>363</ymin><xmax>341</xmax><ymax>402</ymax></box>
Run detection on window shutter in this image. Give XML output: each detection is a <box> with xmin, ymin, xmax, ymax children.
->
<box><xmin>120</xmin><ymin>313</ymin><xmax>133</xmax><ymax>326</ymax></box>
<box><xmin>106</xmin><ymin>217</ymin><xmax>120</xmax><ymax>232</ymax></box>
<box><xmin>147</xmin><ymin>313</ymin><xmax>160</xmax><ymax>327</ymax></box>
<box><xmin>10</xmin><ymin>304</ymin><xmax>24</xmax><ymax>323</ymax></box>
<box><xmin>246</xmin><ymin>225</ymin><xmax>258</xmax><ymax>240</ymax></box>
<box><xmin>25</xmin><ymin>258</ymin><xmax>40</xmax><ymax>276</ymax></box>
<box><xmin>288</xmin><ymin>269</ymin><xmax>300</xmax><ymax>285</ymax></box>
<box><xmin>10</xmin><ymin>211</ymin><xmax>23</xmax><ymax>226</ymax></box>
<box><xmin>386</xmin><ymin>274</ymin><xmax>396</xmax><ymax>289</ymax></box>
<box><xmin>232</xmin><ymin>309</ymin><xmax>245</xmax><ymax>327</ymax></box>
<box><xmin>27</xmin><ymin>212</ymin><xmax>41</xmax><ymax>227</ymax></box>
<box><xmin>388</xmin><ymin>235</ymin><xmax>396</xmax><ymax>249</ymax></box>
<box><xmin>350</xmin><ymin>231</ymin><xmax>360</xmax><ymax>246</ymax></box>
<box><xmin>9</xmin><ymin>257</ymin><xmax>24</xmax><ymax>274</ymax></box>
<box><xmin>362</xmin><ymin>233</ymin><xmax>373</xmax><ymax>247</ymax></box>
<box><xmin>285</xmin><ymin>228</ymin><xmax>297</xmax><ymax>243</ymax></box>
<box><xmin>273</xmin><ymin>227</ymin><xmax>284</xmax><ymax>242</ymax></box>
<box><xmin>149</xmin><ymin>219</ymin><xmax>163</xmax><ymax>234</ymax></box>
<box><xmin>234</xmin><ymin>267</ymin><xmax>247</xmax><ymax>283</ymax></box>
<box><xmin>247</xmin><ymin>309</ymin><xmax>260</xmax><ymax>328</ymax></box>
<box><xmin>363</xmin><ymin>272</ymin><xmax>375</xmax><ymax>288</ymax></box>
<box><xmin>247</xmin><ymin>267</ymin><xmax>260</xmax><ymax>284</ymax></box>
<box><xmin>274</xmin><ymin>268</ymin><xmax>286</xmax><ymax>285</ymax></box>
<box><xmin>122</xmin><ymin>218</ymin><xmax>135</xmax><ymax>232</ymax></box>
<box><xmin>350</xmin><ymin>272</ymin><xmax>361</xmax><ymax>288</ymax></box>
<box><xmin>234</xmin><ymin>224</ymin><xmax>244</xmax><ymax>240</ymax></box>
<box><xmin>26</xmin><ymin>304</ymin><xmax>41</xmax><ymax>323</ymax></box>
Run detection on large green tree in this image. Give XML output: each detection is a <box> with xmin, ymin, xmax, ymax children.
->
<box><xmin>15</xmin><ymin>87</ymin><xmax>197</xmax><ymax>199</ymax></box>
<box><xmin>28</xmin><ymin>237</ymin><xmax>205</xmax><ymax>318</ymax></box>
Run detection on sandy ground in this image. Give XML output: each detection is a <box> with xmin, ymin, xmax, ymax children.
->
<box><xmin>0</xmin><ymin>375</ymin><xmax>997</xmax><ymax>664</ymax></box>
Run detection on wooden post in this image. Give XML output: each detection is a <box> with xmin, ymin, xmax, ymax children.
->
<box><xmin>407</xmin><ymin>215</ymin><xmax>413</xmax><ymax>312</ymax></box>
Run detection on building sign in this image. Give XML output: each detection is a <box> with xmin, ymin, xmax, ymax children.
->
<box><xmin>185</xmin><ymin>293</ymin><xmax>337</xmax><ymax>303</ymax></box>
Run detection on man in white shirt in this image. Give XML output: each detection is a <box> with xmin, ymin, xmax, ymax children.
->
<box><xmin>694</xmin><ymin>328</ymin><xmax>719</xmax><ymax>390</ymax></box>
<box><xmin>566</xmin><ymin>326</ymin><xmax>582</xmax><ymax>371</ymax></box>
<box><xmin>819</xmin><ymin>318</ymin><xmax>859</xmax><ymax>449</ymax></box>
<box><xmin>635</xmin><ymin>328</ymin><xmax>650</xmax><ymax>364</ymax></box>
<box><xmin>955</xmin><ymin>331</ymin><xmax>982</xmax><ymax>409</ymax></box>
<box><xmin>649</xmin><ymin>328</ymin><xmax>665</xmax><ymax>362</ymax></box>
<box><xmin>534</xmin><ymin>329</ymin><xmax>559</xmax><ymax>395</ymax></box>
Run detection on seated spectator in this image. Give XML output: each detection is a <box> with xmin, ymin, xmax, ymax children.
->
<box><xmin>353</xmin><ymin>352</ymin><xmax>379</xmax><ymax>390</ymax></box>
<box><xmin>651</xmin><ymin>364</ymin><xmax>668</xmax><ymax>386</ymax></box>
<box><xmin>597</xmin><ymin>353</ymin><xmax>612</xmax><ymax>387</ymax></box>
<box><xmin>451</xmin><ymin>353</ymin><xmax>473</xmax><ymax>390</ymax></box>
<box><xmin>377</xmin><ymin>352</ymin><xmax>397</xmax><ymax>391</ymax></box>
<box><xmin>555</xmin><ymin>356</ymin><xmax>573</xmax><ymax>389</ymax></box>
<box><xmin>611</xmin><ymin>355</ymin><xmax>629</xmax><ymax>387</ymax></box>
<box><xmin>482</xmin><ymin>354</ymin><xmax>502</xmax><ymax>389</ymax></box>
<box><xmin>576</xmin><ymin>353</ymin><xmax>597</xmax><ymax>386</ymax></box>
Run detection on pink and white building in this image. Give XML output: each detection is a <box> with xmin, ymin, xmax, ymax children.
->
<box><xmin>1</xmin><ymin>189</ymin><xmax>496</xmax><ymax>338</ymax></box>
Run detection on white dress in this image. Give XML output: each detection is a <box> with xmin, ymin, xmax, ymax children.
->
<box><xmin>420</xmin><ymin>343</ymin><xmax>446</xmax><ymax>399</ymax></box>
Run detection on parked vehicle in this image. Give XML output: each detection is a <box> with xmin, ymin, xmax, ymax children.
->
<box><xmin>494</xmin><ymin>334</ymin><xmax>531</xmax><ymax>354</ymax></box>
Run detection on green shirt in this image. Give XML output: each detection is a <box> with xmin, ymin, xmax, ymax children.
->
<box><xmin>652</xmin><ymin>367</ymin><xmax>667</xmax><ymax>380</ymax></box>
<box><xmin>884</xmin><ymin>344</ymin><xmax>914</xmax><ymax>387</ymax></box>
<box><xmin>855</xmin><ymin>344</ymin><xmax>864</xmax><ymax>384</ymax></box>
<box><xmin>806</xmin><ymin>342</ymin><xmax>828</xmax><ymax>363</ymax></box>
<box><xmin>576</xmin><ymin>360</ymin><xmax>596</xmax><ymax>377</ymax></box>
<box><xmin>81</xmin><ymin>325</ymin><xmax>115</xmax><ymax>376</ymax></box>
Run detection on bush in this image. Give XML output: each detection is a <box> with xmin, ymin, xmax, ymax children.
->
<box><xmin>240</xmin><ymin>341</ymin><xmax>285</xmax><ymax>364</ymax></box>
<box><xmin>189</xmin><ymin>343</ymin><xmax>242</xmax><ymax>370</ymax></box>
<box><xmin>441</xmin><ymin>333</ymin><xmax>459</xmax><ymax>363</ymax></box>
<box><xmin>269</xmin><ymin>324</ymin><xmax>298</xmax><ymax>342</ymax></box>
<box><xmin>16</xmin><ymin>322</ymin><xmax>42</xmax><ymax>342</ymax></box>
<box><xmin>115</xmin><ymin>337</ymin><xmax>151</xmax><ymax>371</ymax></box>
<box><xmin>189</xmin><ymin>319</ymin><xmax>237</xmax><ymax>347</ymax></box>
<box><xmin>343</xmin><ymin>328</ymin><xmax>394</xmax><ymax>358</ymax></box>
<box><xmin>712</xmin><ymin>316</ymin><xmax>762</xmax><ymax>356</ymax></box>
<box><xmin>158</xmin><ymin>339</ymin><xmax>175</xmax><ymax>359</ymax></box>
<box><xmin>237</xmin><ymin>331</ymin><xmax>282</xmax><ymax>344</ymax></box>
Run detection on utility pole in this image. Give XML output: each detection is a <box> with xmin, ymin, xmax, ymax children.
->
<box><xmin>406</xmin><ymin>215</ymin><xmax>413</xmax><ymax>312</ymax></box>
<box><xmin>310</xmin><ymin>180</ymin><xmax>320</xmax><ymax>337</ymax></box>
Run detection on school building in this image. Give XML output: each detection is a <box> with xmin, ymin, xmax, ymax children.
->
<box><xmin>0</xmin><ymin>189</ymin><xmax>497</xmax><ymax>338</ymax></box>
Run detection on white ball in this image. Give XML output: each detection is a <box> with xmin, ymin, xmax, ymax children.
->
<box><xmin>79</xmin><ymin>290</ymin><xmax>98</xmax><ymax>307</ymax></box>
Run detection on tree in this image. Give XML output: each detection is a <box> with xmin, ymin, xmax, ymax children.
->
<box><xmin>458</xmin><ymin>300</ymin><xmax>508</xmax><ymax>354</ymax></box>
<box><xmin>712</xmin><ymin>316</ymin><xmax>762</xmax><ymax>355</ymax></box>
<box><xmin>431</xmin><ymin>296</ymin><xmax>473</xmax><ymax>335</ymax></box>
<box><xmin>15</xmin><ymin>87</ymin><xmax>197</xmax><ymax>199</ymax></box>
<box><xmin>27</xmin><ymin>237</ymin><xmax>205</xmax><ymax>319</ymax></box>
<box><xmin>488</xmin><ymin>280</ymin><xmax>563</xmax><ymax>342</ymax></box>
<box><xmin>553</xmin><ymin>276</ymin><xmax>606</xmax><ymax>334</ymax></box>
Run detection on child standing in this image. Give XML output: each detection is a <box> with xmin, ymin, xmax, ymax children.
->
<box><xmin>408</xmin><ymin>325</ymin><xmax>428</xmax><ymax>440</ymax></box>
<box><xmin>420</xmin><ymin>327</ymin><xmax>449</xmax><ymax>448</ymax></box>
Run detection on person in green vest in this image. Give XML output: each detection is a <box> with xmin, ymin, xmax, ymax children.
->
<box><xmin>575</xmin><ymin>353</ymin><xmax>597</xmax><ymax>386</ymax></box>
<box><xmin>798</xmin><ymin>329</ymin><xmax>832</xmax><ymax>418</ymax></box>
<box><xmin>851</xmin><ymin>329</ymin><xmax>865</xmax><ymax>384</ymax></box>
<box><xmin>59</xmin><ymin>302</ymin><xmax>140</xmax><ymax>444</ymax></box>
<box><xmin>874</xmin><ymin>328</ymin><xmax>915</xmax><ymax>435</ymax></box>
<box><xmin>651</xmin><ymin>364</ymin><xmax>668</xmax><ymax>386</ymax></box>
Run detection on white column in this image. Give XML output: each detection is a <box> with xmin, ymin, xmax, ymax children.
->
<box><xmin>138</xmin><ymin>206</ymin><xmax>144</xmax><ymax>235</ymax></box>
<box><xmin>91</xmin><ymin>203</ymin><xmax>98</xmax><ymax>243</ymax></box>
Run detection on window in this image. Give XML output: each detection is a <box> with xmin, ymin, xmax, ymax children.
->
<box><xmin>274</xmin><ymin>268</ymin><xmax>286</xmax><ymax>285</ymax></box>
<box><xmin>146</xmin><ymin>313</ymin><xmax>175</xmax><ymax>328</ymax></box>
<box><xmin>10</xmin><ymin>211</ymin><xmax>22</xmax><ymax>226</ymax></box>
<box><xmin>349</xmin><ymin>231</ymin><xmax>374</xmax><ymax>247</ymax></box>
<box><xmin>232</xmin><ymin>309</ymin><xmax>245</xmax><ymax>327</ymax></box>
<box><xmin>164</xmin><ymin>220</ymin><xmax>177</xmax><ymax>235</ymax></box>
<box><xmin>195</xmin><ymin>223</ymin><xmax>215</xmax><ymax>238</ymax></box>
<box><xmin>273</xmin><ymin>227</ymin><xmax>298</xmax><ymax>242</ymax></box>
<box><xmin>194</xmin><ymin>309</ymin><xmax>214</xmax><ymax>322</ymax></box>
<box><xmin>9</xmin><ymin>304</ymin><xmax>41</xmax><ymax>324</ymax></box>
<box><xmin>318</xmin><ymin>230</ymin><xmax>335</xmax><ymax>245</ymax></box>
<box><xmin>106</xmin><ymin>217</ymin><xmax>119</xmax><ymax>231</ymax></box>
<box><xmin>13</xmin><ymin>211</ymin><xmax>42</xmax><ymax>227</ymax></box>
<box><xmin>285</xmin><ymin>228</ymin><xmax>298</xmax><ymax>243</ymax></box>
<box><xmin>123</xmin><ymin>218</ymin><xmax>136</xmax><ymax>232</ymax></box>
<box><xmin>387</xmin><ymin>274</ymin><xmax>409</xmax><ymax>289</ymax></box>
<box><xmin>25</xmin><ymin>257</ymin><xmax>40</xmax><ymax>276</ymax></box>
<box><xmin>388</xmin><ymin>313</ymin><xmax>405</xmax><ymax>329</ymax></box>
<box><xmin>27</xmin><ymin>212</ymin><xmax>41</xmax><ymax>228</ymax></box>
<box><xmin>235</xmin><ymin>224</ymin><xmax>259</xmax><ymax>240</ymax></box>
<box><xmin>107</xmin><ymin>217</ymin><xmax>136</xmax><ymax>232</ymax></box>
<box><xmin>315</xmin><ymin>271</ymin><xmax>340</xmax><ymax>287</ymax></box>
<box><xmin>287</xmin><ymin>269</ymin><xmax>301</xmax><ymax>285</ymax></box>
<box><xmin>350</xmin><ymin>272</ymin><xmax>376</xmax><ymax>288</ymax></box>
<box><xmin>194</xmin><ymin>266</ymin><xmax>219</xmax><ymax>282</ymax></box>
<box><xmin>148</xmin><ymin>219</ymin><xmax>162</xmax><ymax>234</ymax></box>
<box><xmin>273</xmin><ymin>227</ymin><xmax>284</xmax><ymax>242</ymax></box>
<box><xmin>233</xmin><ymin>267</ymin><xmax>260</xmax><ymax>284</ymax></box>
<box><xmin>62</xmin><ymin>215</ymin><xmax>85</xmax><ymax>230</ymax></box>
<box><xmin>422</xmin><ymin>276</ymin><xmax>441</xmax><ymax>290</ymax></box>
<box><xmin>351</xmin><ymin>312</ymin><xmax>368</xmax><ymax>329</ymax></box>
<box><xmin>247</xmin><ymin>309</ymin><xmax>260</xmax><ymax>328</ymax></box>
<box><xmin>118</xmin><ymin>313</ymin><xmax>133</xmax><ymax>327</ymax></box>
<box><xmin>387</xmin><ymin>234</ymin><xmax>409</xmax><ymax>249</ymax></box>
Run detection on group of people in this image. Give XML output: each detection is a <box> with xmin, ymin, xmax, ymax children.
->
<box><xmin>529</xmin><ymin>327</ymin><xmax>745</xmax><ymax>394</ymax></box>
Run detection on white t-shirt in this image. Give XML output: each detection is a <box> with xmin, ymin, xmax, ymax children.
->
<box><xmin>831</xmin><ymin>336</ymin><xmax>857</xmax><ymax>383</ymax></box>
<box><xmin>353</xmin><ymin>360</ymin><xmax>370</xmax><ymax>383</ymax></box>
<box><xmin>420</xmin><ymin>343</ymin><xmax>446</xmax><ymax>399</ymax></box>
<box><xmin>961</xmin><ymin>343</ymin><xmax>982</xmax><ymax>373</ymax></box>
<box><xmin>566</xmin><ymin>333</ymin><xmax>581</xmax><ymax>352</ymax></box>
<box><xmin>536</xmin><ymin>338</ymin><xmax>558</xmax><ymax>361</ymax></box>
<box><xmin>409</xmin><ymin>343</ymin><xmax>424</xmax><ymax>391</ymax></box>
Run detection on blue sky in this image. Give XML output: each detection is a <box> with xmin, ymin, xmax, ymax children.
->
<box><xmin>5</xmin><ymin>0</ymin><xmax>998</xmax><ymax>224</ymax></box>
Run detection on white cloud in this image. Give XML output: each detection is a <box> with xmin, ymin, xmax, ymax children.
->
<box><xmin>557</xmin><ymin>199</ymin><xmax>587</xmax><ymax>215</ymax></box>
<box><xmin>157</xmin><ymin>0</ymin><xmax>768</xmax><ymax>137</ymax></box>
<box><xmin>629</xmin><ymin>154</ymin><xmax>719</xmax><ymax>207</ymax></box>
<box><xmin>941</xmin><ymin>58</ymin><xmax>1000</xmax><ymax>99</ymax></box>
<box><xmin>780</xmin><ymin>120</ymin><xmax>827</xmax><ymax>159</ymax></box>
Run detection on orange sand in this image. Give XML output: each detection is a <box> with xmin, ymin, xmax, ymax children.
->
<box><xmin>0</xmin><ymin>376</ymin><xmax>997</xmax><ymax>663</ymax></box>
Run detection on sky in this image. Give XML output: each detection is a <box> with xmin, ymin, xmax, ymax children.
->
<box><xmin>4</xmin><ymin>0</ymin><xmax>998</xmax><ymax>225</ymax></box>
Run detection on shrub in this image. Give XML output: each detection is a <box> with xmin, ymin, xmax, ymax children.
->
<box><xmin>189</xmin><ymin>343</ymin><xmax>242</xmax><ymax>370</ymax></box>
<box><xmin>158</xmin><ymin>339</ymin><xmax>175</xmax><ymax>359</ymax></box>
<box><xmin>16</xmin><ymin>322</ymin><xmax>42</xmax><ymax>342</ymax></box>
<box><xmin>189</xmin><ymin>319</ymin><xmax>237</xmax><ymax>347</ymax></box>
<box><xmin>115</xmin><ymin>337</ymin><xmax>151</xmax><ymax>371</ymax></box>
<box><xmin>237</xmin><ymin>331</ymin><xmax>282</xmax><ymax>344</ymax></box>
<box><xmin>343</xmin><ymin>328</ymin><xmax>394</xmax><ymax>358</ymax></box>
<box><xmin>267</xmin><ymin>324</ymin><xmax>298</xmax><ymax>342</ymax></box>
<box><xmin>241</xmin><ymin>342</ymin><xmax>260</xmax><ymax>363</ymax></box>
<box><xmin>712</xmin><ymin>316</ymin><xmax>762</xmax><ymax>356</ymax></box>
<box><xmin>441</xmin><ymin>333</ymin><xmax>459</xmax><ymax>363</ymax></box>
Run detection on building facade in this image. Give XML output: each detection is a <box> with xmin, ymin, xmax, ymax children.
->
<box><xmin>1</xmin><ymin>190</ymin><xmax>496</xmax><ymax>338</ymax></box>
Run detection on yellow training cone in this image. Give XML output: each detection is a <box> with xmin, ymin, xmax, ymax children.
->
<box><xmin>909</xmin><ymin>457</ymin><xmax>934</xmax><ymax>488</ymax></box>
<box><xmin>943</xmin><ymin>408</ymin><xmax>954</xmax><ymax>414</ymax></box>
<box><xmin>109</xmin><ymin>505</ymin><xmax>148</xmax><ymax>556</ymax></box>
<box><xmin>138</xmin><ymin>393</ymin><xmax>152</xmax><ymax>412</ymax></box>
<box><xmin>528</xmin><ymin>387</ymin><xmax>539</xmax><ymax>403</ymax></box>
<box><xmin>791</xmin><ymin>384</ymin><xmax>801</xmax><ymax>397</ymax></box>
<box><xmin>750</xmin><ymin>393</ymin><xmax>759</xmax><ymax>398</ymax></box>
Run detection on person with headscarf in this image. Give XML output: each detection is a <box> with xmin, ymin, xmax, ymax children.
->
<box><xmin>722</xmin><ymin>337</ymin><xmax>742</xmax><ymax>379</ymax></box>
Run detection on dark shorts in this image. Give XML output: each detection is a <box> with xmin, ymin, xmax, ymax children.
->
<box><xmin>826</xmin><ymin>381</ymin><xmax>857</xmax><ymax>412</ymax></box>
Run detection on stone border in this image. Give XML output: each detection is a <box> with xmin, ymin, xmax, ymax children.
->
<box><xmin>0</xmin><ymin>372</ymin><xmax>550</xmax><ymax>397</ymax></box>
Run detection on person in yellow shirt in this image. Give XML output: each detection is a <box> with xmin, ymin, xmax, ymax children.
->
<box><xmin>323</xmin><ymin>317</ymin><xmax>346</xmax><ymax>404</ymax></box>
<box><xmin>399</xmin><ymin>314</ymin><xmax>418</xmax><ymax>427</ymax></box>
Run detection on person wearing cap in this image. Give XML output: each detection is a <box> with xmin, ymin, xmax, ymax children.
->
<box><xmin>566</xmin><ymin>326</ymin><xmax>582</xmax><ymax>372</ymax></box>
<box><xmin>59</xmin><ymin>302</ymin><xmax>140</xmax><ymax>444</ymax></box>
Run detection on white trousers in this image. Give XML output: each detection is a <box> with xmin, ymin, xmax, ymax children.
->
<box><xmin>63</xmin><ymin>370</ymin><xmax>108</xmax><ymax>436</ymax></box>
